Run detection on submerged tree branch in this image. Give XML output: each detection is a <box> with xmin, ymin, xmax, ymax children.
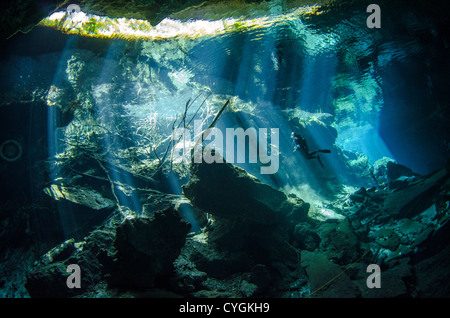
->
<box><xmin>192</xmin><ymin>99</ymin><xmax>230</xmax><ymax>154</ymax></box>
<box><xmin>152</xmin><ymin>93</ymin><xmax>217</xmax><ymax>176</ymax></box>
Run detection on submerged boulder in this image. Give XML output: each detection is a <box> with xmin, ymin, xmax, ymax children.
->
<box><xmin>111</xmin><ymin>207</ymin><xmax>190</xmax><ymax>288</ymax></box>
<box><xmin>182</xmin><ymin>160</ymin><xmax>306</xmax><ymax>281</ymax></box>
<box><xmin>373</xmin><ymin>157</ymin><xmax>396</xmax><ymax>188</ymax></box>
<box><xmin>25</xmin><ymin>262</ymin><xmax>75</xmax><ymax>298</ymax></box>
<box><xmin>25</xmin><ymin>226</ymin><xmax>117</xmax><ymax>298</ymax></box>
<box><xmin>43</xmin><ymin>184</ymin><xmax>116</xmax><ymax>211</ymax></box>
<box><xmin>341</xmin><ymin>162</ymin><xmax>450</xmax><ymax>297</ymax></box>
<box><xmin>373</xmin><ymin>157</ymin><xmax>420</xmax><ymax>190</ymax></box>
<box><xmin>414</xmin><ymin>244</ymin><xmax>450</xmax><ymax>297</ymax></box>
<box><xmin>318</xmin><ymin>219</ymin><xmax>361</xmax><ymax>265</ymax></box>
<box><xmin>386</xmin><ymin>161</ymin><xmax>417</xmax><ymax>182</ymax></box>
<box><xmin>383</xmin><ymin>167</ymin><xmax>448</xmax><ymax>218</ymax></box>
<box><xmin>300</xmin><ymin>250</ymin><xmax>360</xmax><ymax>298</ymax></box>
<box><xmin>43</xmin><ymin>184</ymin><xmax>115</xmax><ymax>239</ymax></box>
<box><xmin>292</xmin><ymin>223</ymin><xmax>321</xmax><ymax>251</ymax></box>
<box><xmin>182</xmin><ymin>160</ymin><xmax>289</xmax><ymax>224</ymax></box>
<box><xmin>25</xmin><ymin>206</ymin><xmax>192</xmax><ymax>296</ymax></box>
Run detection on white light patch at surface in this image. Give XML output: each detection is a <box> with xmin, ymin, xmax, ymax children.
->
<box><xmin>39</xmin><ymin>5</ymin><xmax>322</xmax><ymax>41</ymax></box>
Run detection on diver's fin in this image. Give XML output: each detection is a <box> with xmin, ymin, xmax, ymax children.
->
<box><xmin>317</xmin><ymin>155</ymin><xmax>324</xmax><ymax>168</ymax></box>
<box><xmin>318</xmin><ymin>149</ymin><xmax>331</xmax><ymax>154</ymax></box>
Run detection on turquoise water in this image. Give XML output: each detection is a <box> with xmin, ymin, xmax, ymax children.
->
<box><xmin>0</xmin><ymin>0</ymin><xmax>449</xmax><ymax>299</ymax></box>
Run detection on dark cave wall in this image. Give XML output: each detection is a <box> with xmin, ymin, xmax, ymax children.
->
<box><xmin>379</xmin><ymin>50</ymin><xmax>450</xmax><ymax>175</ymax></box>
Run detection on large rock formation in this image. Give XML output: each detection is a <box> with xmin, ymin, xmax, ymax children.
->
<box><xmin>183</xmin><ymin>158</ymin><xmax>297</xmax><ymax>224</ymax></box>
<box><xmin>110</xmin><ymin>207</ymin><xmax>191</xmax><ymax>288</ymax></box>
<box><xmin>182</xmin><ymin>159</ymin><xmax>309</xmax><ymax>289</ymax></box>
<box><xmin>300</xmin><ymin>250</ymin><xmax>360</xmax><ymax>298</ymax></box>
<box><xmin>25</xmin><ymin>206</ymin><xmax>191</xmax><ymax>297</ymax></box>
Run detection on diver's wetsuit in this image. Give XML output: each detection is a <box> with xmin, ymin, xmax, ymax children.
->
<box><xmin>291</xmin><ymin>132</ymin><xmax>331</xmax><ymax>168</ymax></box>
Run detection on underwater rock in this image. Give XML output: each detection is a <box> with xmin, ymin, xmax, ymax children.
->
<box><xmin>284</xmin><ymin>195</ymin><xmax>310</xmax><ymax>224</ymax></box>
<box><xmin>205</xmin><ymin>216</ymin><xmax>298</xmax><ymax>263</ymax></box>
<box><xmin>111</xmin><ymin>207</ymin><xmax>190</xmax><ymax>288</ymax></box>
<box><xmin>239</xmin><ymin>280</ymin><xmax>259</xmax><ymax>298</ymax></box>
<box><xmin>405</xmin><ymin>181</ymin><xmax>450</xmax><ymax>297</ymax></box>
<box><xmin>0</xmin><ymin>0</ymin><xmax>61</xmax><ymax>39</ymax></box>
<box><xmin>25</xmin><ymin>263</ymin><xmax>76</xmax><ymax>298</ymax></box>
<box><xmin>171</xmin><ymin>251</ymin><xmax>207</xmax><ymax>294</ymax></box>
<box><xmin>187</xmin><ymin>237</ymin><xmax>252</xmax><ymax>279</ymax></box>
<box><xmin>190</xmin><ymin>289</ymin><xmax>236</xmax><ymax>298</ymax></box>
<box><xmin>348</xmin><ymin>166</ymin><xmax>448</xmax><ymax>246</ymax></box>
<box><xmin>292</xmin><ymin>223</ymin><xmax>321</xmax><ymax>251</ymax></box>
<box><xmin>383</xmin><ymin>167</ymin><xmax>448</xmax><ymax>218</ymax></box>
<box><xmin>349</xmin><ymin>186</ymin><xmax>370</xmax><ymax>203</ymax></box>
<box><xmin>340</xmin><ymin>163</ymin><xmax>450</xmax><ymax>297</ymax></box>
<box><xmin>373</xmin><ymin>157</ymin><xmax>396</xmax><ymax>188</ymax></box>
<box><xmin>307</xmin><ymin>205</ymin><xmax>345</xmax><ymax>222</ymax></box>
<box><xmin>373</xmin><ymin>158</ymin><xmax>419</xmax><ymax>190</ymax></box>
<box><xmin>414</xmin><ymin>244</ymin><xmax>450</xmax><ymax>297</ymax></box>
<box><xmin>43</xmin><ymin>184</ymin><xmax>115</xmax><ymax>211</ymax></box>
<box><xmin>371</xmin><ymin>228</ymin><xmax>400</xmax><ymax>251</ymax></box>
<box><xmin>372</xmin><ymin>259</ymin><xmax>412</xmax><ymax>298</ymax></box>
<box><xmin>182</xmin><ymin>160</ymin><xmax>302</xmax><ymax>280</ymax></box>
<box><xmin>42</xmin><ymin>184</ymin><xmax>115</xmax><ymax>239</ymax></box>
<box><xmin>186</xmin><ymin>218</ymin><xmax>299</xmax><ymax>282</ymax></box>
<box><xmin>246</xmin><ymin>264</ymin><xmax>272</xmax><ymax>295</ymax></box>
<box><xmin>397</xmin><ymin>219</ymin><xmax>426</xmax><ymax>242</ymax></box>
<box><xmin>300</xmin><ymin>250</ymin><xmax>360</xmax><ymax>298</ymax></box>
<box><xmin>40</xmin><ymin>239</ymin><xmax>77</xmax><ymax>265</ymax></box>
<box><xmin>337</xmin><ymin>149</ymin><xmax>375</xmax><ymax>187</ymax></box>
<box><xmin>0</xmin><ymin>102</ymin><xmax>49</xmax><ymax>198</ymax></box>
<box><xmin>318</xmin><ymin>219</ymin><xmax>361</xmax><ymax>265</ymax></box>
<box><xmin>182</xmin><ymin>160</ymin><xmax>288</xmax><ymax>223</ymax></box>
<box><xmin>353</xmin><ymin>259</ymin><xmax>412</xmax><ymax>298</ymax></box>
<box><xmin>0</xmin><ymin>201</ymin><xmax>33</xmax><ymax>252</ymax></box>
<box><xmin>25</xmin><ymin>220</ymin><xmax>117</xmax><ymax>298</ymax></box>
<box><xmin>386</xmin><ymin>161</ymin><xmax>418</xmax><ymax>182</ymax></box>
<box><xmin>346</xmin><ymin>189</ymin><xmax>389</xmax><ymax>239</ymax></box>
<box><xmin>141</xmin><ymin>192</ymin><xmax>207</xmax><ymax>233</ymax></box>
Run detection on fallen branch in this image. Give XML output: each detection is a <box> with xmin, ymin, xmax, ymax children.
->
<box><xmin>192</xmin><ymin>99</ymin><xmax>230</xmax><ymax>154</ymax></box>
<box><xmin>152</xmin><ymin>94</ymin><xmax>215</xmax><ymax>176</ymax></box>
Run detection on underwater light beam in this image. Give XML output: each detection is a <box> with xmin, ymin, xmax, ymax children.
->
<box><xmin>93</xmin><ymin>41</ymin><xmax>142</xmax><ymax>218</ymax></box>
<box><xmin>46</xmin><ymin>35</ymin><xmax>81</xmax><ymax>237</ymax></box>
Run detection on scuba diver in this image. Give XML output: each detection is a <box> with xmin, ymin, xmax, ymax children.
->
<box><xmin>291</xmin><ymin>132</ymin><xmax>331</xmax><ymax>168</ymax></box>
